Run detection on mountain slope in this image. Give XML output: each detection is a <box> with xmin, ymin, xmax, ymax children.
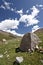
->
<box><xmin>0</xmin><ymin>30</ymin><xmax>19</xmax><ymax>41</ymax></box>
<box><xmin>34</xmin><ymin>28</ymin><xmax>43</xmax><ymax>47</ymax></box>
<box><xmin>34</xmin><ymin>28</ymin><xmax>43</xmax><ymax>39</ymax></box>
<box><xmin>34</xmin><ymin>28</ymin><xmax>43</xmax><ymax>34</ymax></box>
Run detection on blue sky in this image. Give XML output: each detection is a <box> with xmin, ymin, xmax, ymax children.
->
<box><xmin>0</xmin><ymin>0</ymin><xmax>43</xmax><ymax>36</ymax></box>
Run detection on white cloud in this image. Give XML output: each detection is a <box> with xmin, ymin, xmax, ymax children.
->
<box><xmin>19</xmin><ymin>15</ymin><xmax>39</xmax><ymax>27</ymax></box>
<box><xmin>9</xmin><ymin>30</ymin><xmax>24</xmax><ymax>37</ymax></box>
<box><xmin>0</xmin><ymin>19</ymin><xmax>19</xmax><ymax>30</ymax></box>
<box><xmin>31</xmin><ymin>6</ymin><xmax>39</xmax><ymax>18</ymax></box>
<box><xmin>0</xmin><ymin>6</ymin><xmax>40</xmax><ymax>36</ymax></box>
<box><xmin>4</xmin><ymin>30</ymin><xmax>24</xmax><ymax>37</ymax></box>
<box><xmin>19</xmin><ymin>6</ymin><xmax>39</xmax><ymax>27</ymax></box>
<box><xmin>36</xmin><ymin>4</ymin><xmax>43</xmax><ymax>10</ymax></box>
<box><xmin>32</xmin><ymin>25</ymin><xmax>40</xmax><ymax>32</ymax></box>
<box><xmin>4</xmin><ymin>1</ymin><xmax>15</xmax><ymax>11</ymax></box>
<box><xmin>36</xmin><ymin>4</ymin><xmax>43</xmax><ymax>7</ymax></box>
<box><xmin>26</xmin><ymin>10</ymin><xmax>29</xmax><ymax>13</ymax></box>
<box><xmin>0</xmin><ymin>5</ymin><xmax>5</xmax><ymax>9</ymax></box>
<box><xmin>11</xmin><ymin>8</ymin><xmax>15</xmax><ymax>11</ymax></box>
<box><xmin>0</xmin><ymin>19</ymin><xmax>24</xmax><ymax>36</ymax></box>
<box><xmin>16</xmin><ymin>9</ymin><xmax>23</xmax><ymax>14</ymax></box>
<box><xmin>3</xmin><ymin>0</ymin><xmax>11</xmax><ymax>10</ymax></box>
<box><xmin>0</xmin><ymin>0</ymin><xmax>15</xmax><ymax>12</ymax></box>
<box><xmin>16</xmin><ymin>9</ymin><xmax>23</xmax><ymax>16</ymax></box>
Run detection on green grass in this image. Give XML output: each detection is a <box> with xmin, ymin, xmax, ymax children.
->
<box><xmin>0</xmin><ymin>33</ymin><xmax>43</xmax><ymax>65</ymax></box>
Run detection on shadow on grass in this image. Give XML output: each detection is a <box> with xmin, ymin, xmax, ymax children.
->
<box><xmin>15</xmin><ymin>47</ymin><xmax>21</xmax><ymax>53</ymax></box>
<box><xmin>13</xmin><ymin>61</ymin><xmax>20</xmax><ymax>65</ymax></box>
<box><xmin>15</xmin><ymin>47</ymin><xmax>29</xmax><ymax>53</ymax></box>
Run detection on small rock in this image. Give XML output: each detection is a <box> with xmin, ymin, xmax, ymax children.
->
<box><xmin>16</xmin><ymin>57</ymin><xmax>23</xmax><ymax>63</ymax></box>
<box><xmin>40</xmin><ymin>60</ymin><xmax>43</xmax><ymax>63</ymax></box>
<box><xmin>7</xmin><ymin>54</ymin><xmax>9</xmax><ymax>58</ymax></box>
<box><xmin>2</xmin><ymin>39</ymin><xmax>6</xmax><ymax>42</ymax></box>
<box><xmin>36</xmin><ymin>45</ymin><xmax>39</xmax><ymax>49</ymax></box>
<box><xmin>28</xmin><ymin>49</ymin><xmax>32</xmax><ymax>53</ymax></box>
<box><xmin>4</xmin><ymin>51</ymin><xmax>7</xmax><ymax>54</ymax></box>
<box><xmin>0</xmin><ymin>54</ymin><xmax>3</xmax><ymax>58</ymax></box>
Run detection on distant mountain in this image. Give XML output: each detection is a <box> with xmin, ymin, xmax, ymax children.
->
<box><xmin>34</xmin><ymin>28</ymin><xmax>43</xmax><ymax>41</ymax></box>
<box><xmin>34</xmin><ymin>28</ymin><xmax>43</xmax><ymax>33</ymax></box>
<box><xmin>0</xmin><ymin>30</ymin><xmax>20</xmax><ymax>41</ymax></box>
<box><xmin>0</xmin><ymin>28</ymin><xmax>43</xmax><ymax>41</ymax></box>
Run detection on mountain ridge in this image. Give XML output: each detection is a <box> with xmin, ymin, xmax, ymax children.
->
<box><xmin>0</xmin><ymin>30</ymin><xmax>21</xmax><ymax>41</ymax></box>
<box><xmin>0</xmin><ymin>28</ymin><xmax>43</xmax><ymax>41</ymax></box>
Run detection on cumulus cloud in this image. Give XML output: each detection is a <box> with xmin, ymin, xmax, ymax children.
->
<box><xmin>32</xmin><ymin>25</ymin><xmax>40</xmax><ymax>32</ymax></box>
<box><xmin>36</xmin><ymin>4</ymin><xmax>43</xmax><ymax>10</ymax></box>
<box><xmin>11</xmin><ymin>8</ymin><xmax>16</xmax><ymax>11</ymax></box>
<box><xmin>16</xmin><ymin>9</ymin><xmax>23</xmax><ymax>16</ymax></box>
<box><xmin>0</xmin><ymin>5</ymin><xmax>5</xmax><ymax>9</ymax></box>
<box><xmin>4</xmin><ymin>30</ymin><xmax>24</xmax><ymax>37</ymax></box>
<box><xmin>0</xmin><ymin>6</ymin><xmax>40</xmax><ymax>36</ymax></box>
<box><xmin>0</xmin><ymin>0</ymin><xmax>15</xmax><ymax>12</ymax></box>
<box><xmin>19</xmin><ymin>15</ymin><xmax>39</xmax><ymax>27</ymax></box>
<box><xmin>36</xmin><ymin>4</ymin><xmax>43</xmax><ymax>8</ymax></box>
<box><xmin>0</xmin><ymin>19</ymin><xmax>19</xmax><ymax>30</ymax></box>
<box><xmin>0</xmin><ymin>19</ymin><xmax>24</xmax><ymax>36</ymax></box>
<box><xmin>19</xmin><ymin>6</ymin><xmax>39</xmax><ymax>27</ymax></box>
<box><xmin>3</xmin><ymin>0</ymin><xmax>12</xmax><ymax>9</ymax></box>
<box><xmin>31</xmin><ymin>6</ymin><xmax>39</xmax><ymax>18</ymax></box>
<box><xmin>26</xmin><ymin>10</ymin><xmax>29</xmax><ymax>13</ymax></box>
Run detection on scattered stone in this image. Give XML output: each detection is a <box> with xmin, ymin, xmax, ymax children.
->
<box><xmin>4</xmin><ymin>51</ymin><xmax>7</xmax><ymax>54</ymax></box>
<box><xmin>6</xmin><ymin>54</ymin><xmax>9</xmax><ymax>58</ymax></box>
<box><xmin>2</xmin><ymin>38</ymin><xmax>8</xmax><ymax>44</ymax></box>
<box><xmin>28</xmin><ymin>49</ymin><xmax>31</xmax><ymax>53</ymax></box>
<box><xmin>40</xmin><ymin>51</ymin><xmax>43</xmax><ymax>54</ymax></box>
<box><xmin>7</xmin><ymin>54</ymin><xmax>9</xmax><ymax>58</ymax></box>
<box><xmin>2</xmin><ymin>39</ymin><xmax>6</xmax><ymax>42</ymax></box>
<box><xmin>36</xmin><ymin>45</ymin><xmax>39</xmax><ymax>49</ymax></box>
<box><xmin>40</xmin><ymin>60</ymin><xmax>43</xmax><ymax>63</ymax></box>
<box><xmin>16</xmin><ymin>57</ymin><xmax>23</xmax><ymax>63</ymax></box>
<box><xmin>0</xmin><ymin>54</ymin><xmax>3</xmax><ymax>58</ymax></box>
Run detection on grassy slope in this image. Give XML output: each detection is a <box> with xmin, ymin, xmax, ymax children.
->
<box><xmin>35</xmin><ymin>28</ymin><xmax>43</xmax><ymax>48</ymax></box>
<box><xmin>0</xmin><ymin>29</ymin><xmax>43</xmax><ymax>65</ymax></box>
<box><xmin>0</xmin><ymin>30</ymin><xmax>19</xmax><ymax>41</ymax></box>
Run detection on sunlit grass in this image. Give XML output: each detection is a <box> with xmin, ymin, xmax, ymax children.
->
<box><xmin>0</xmin><ymin>33</ymin><xmax>43</xmax><ymax>65</ymax></box>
